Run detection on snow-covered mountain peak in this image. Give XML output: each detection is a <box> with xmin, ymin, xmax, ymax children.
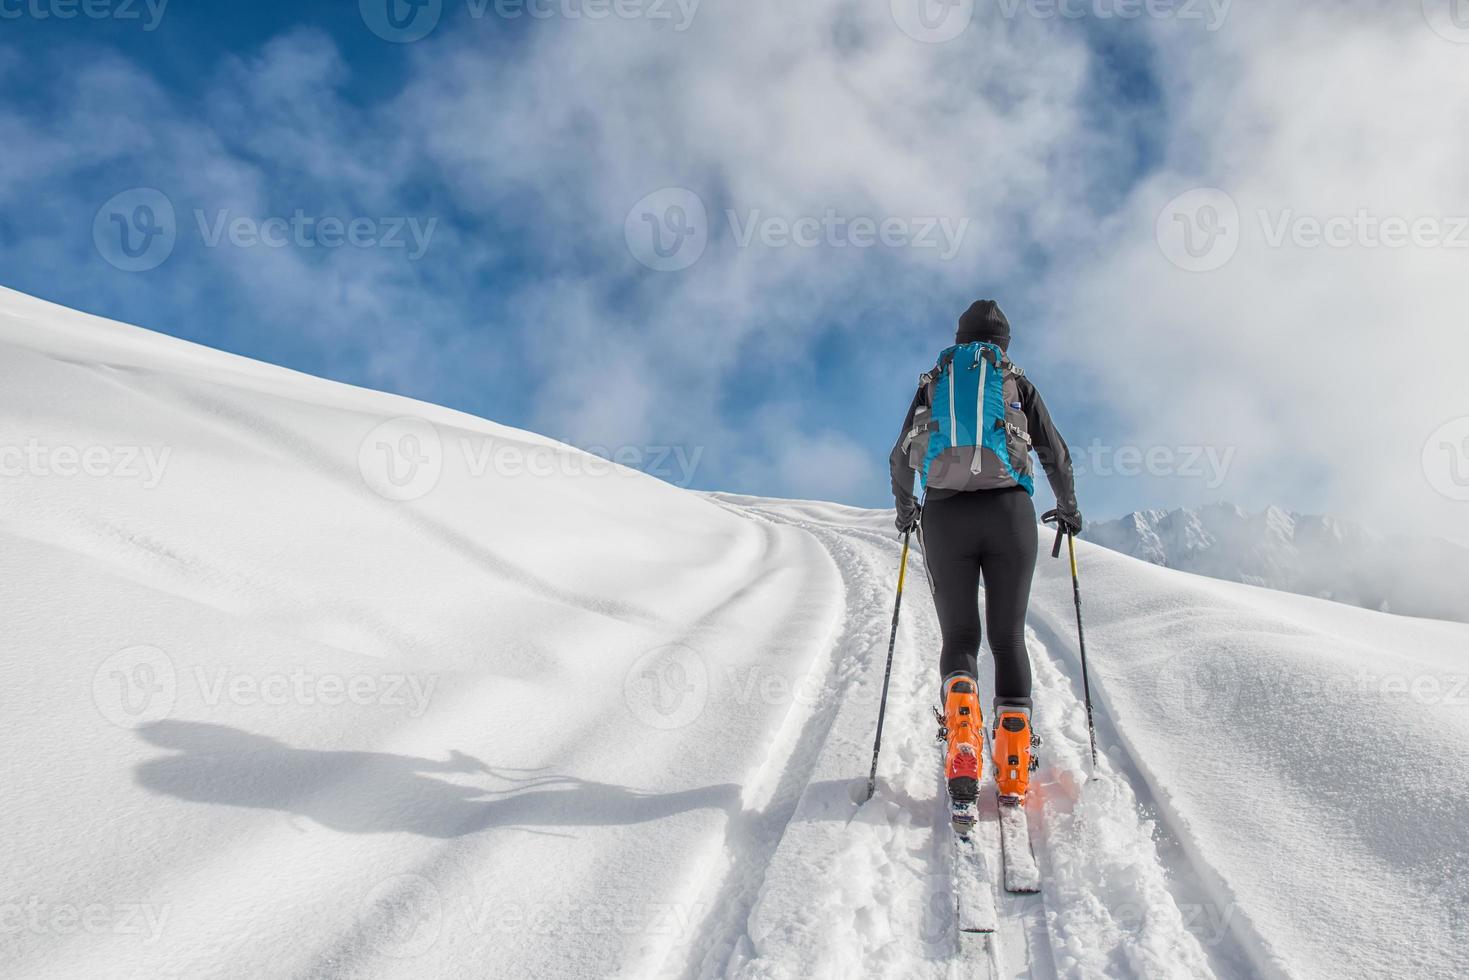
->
<box><xmin>1087</xmin><ymin>504</ymin><xmax>1465</xmax><ymax>621</ymax></box>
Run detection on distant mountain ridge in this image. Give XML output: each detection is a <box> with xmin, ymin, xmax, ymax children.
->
<box><xmin>1085</xmin><ymin>504</ymin><xmax>1469</xmax><ymax>623</ymax></box>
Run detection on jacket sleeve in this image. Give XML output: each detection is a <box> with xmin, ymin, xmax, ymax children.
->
<box><xmin>889</xmin><ymin>384</ymin><xmax>925</xmax><ymax>514</ymax></box>
<box><xmin>1019</xmin><ymin>376</ymin><xmax>1079</xmax><ymax>514</ymax></box>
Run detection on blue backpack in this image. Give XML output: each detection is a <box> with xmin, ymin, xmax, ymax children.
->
<box><xmin>902</xmin><ymin>342</ymin><xmax>1035</xmax><ymax>495</ymax></box>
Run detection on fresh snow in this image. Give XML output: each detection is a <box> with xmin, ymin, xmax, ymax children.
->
<box><xmin>1</xmin><ymin>286</ymin><xmax>1465</xmax><ymax>979</ymax></box>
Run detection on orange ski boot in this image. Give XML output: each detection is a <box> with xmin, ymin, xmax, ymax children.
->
<box><xmin>937</xmin><ymin>673</ymin><xmax>983</xmax><ymax>809</ymax></box>
<box><xmin>993</xmin><ymin>704</ymin><xmax>1040</xmax><ymax>803</ymax></box>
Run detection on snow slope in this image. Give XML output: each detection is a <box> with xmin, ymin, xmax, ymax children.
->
<box><xmin>1087</xmin><ymin>504</ymin><xmax>1469</xmax><ymax>623</ymax></box>
<box><xmin>1</xmin><ymin>286</ymin><xmax>1465</xmax><ymax>979</ymax></box>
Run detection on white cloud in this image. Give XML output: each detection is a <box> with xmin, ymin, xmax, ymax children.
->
<box><xmin>394</xmin><ymin>4</ymin><xmax>1116</xmax><ymax>495</ymax></box>
<box><xmin>1052</xmin><ymin>6</ymin><xmax>1469</xmax><ymax>533</ymax></box>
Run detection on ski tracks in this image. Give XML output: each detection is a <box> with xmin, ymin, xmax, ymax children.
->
<box><xmin>1025</xmin><ymin>629</ymin><xmax>1217</xmax><ymax>978</ymax></box>
<box><xmin>671</xmin><ymin>500</ymin><xmax>1217</xmax><ymax>980</ymax></box>
<box><xmin>674</xmin><ymin>501</ymin><xmax>962</xmax><ymax>980</ymax></box>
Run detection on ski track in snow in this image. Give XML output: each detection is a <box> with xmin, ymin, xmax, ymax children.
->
<box><xmin>690</xmin><ymin>497</ymin><xmax>1217</xmax><ymax>980</ymax></box>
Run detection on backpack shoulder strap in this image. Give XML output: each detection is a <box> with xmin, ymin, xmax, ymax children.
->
<box><xmin>919</xmin><ymin>347</ymin><xmax>959</xmax><ymax>392</ymax></box>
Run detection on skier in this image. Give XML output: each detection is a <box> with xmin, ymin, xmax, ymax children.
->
<box><xmin>888</xmin><ymin>300</ymin><xmax>1081</xmax><ymax>815</ymax></box>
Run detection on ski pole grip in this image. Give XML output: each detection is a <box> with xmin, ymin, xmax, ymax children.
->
<box><xmin>1041</xmin><ymin>508</ymin><xmax>1064</xmax><ymax>558</ymax></box>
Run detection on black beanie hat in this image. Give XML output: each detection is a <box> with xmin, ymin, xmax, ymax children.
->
<box><xmin>957</xmin><ymin>300</ymin><xmax>1011</xmax><ymax>350</ymax></box>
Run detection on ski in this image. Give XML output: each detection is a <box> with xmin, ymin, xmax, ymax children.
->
<box><xmin>938</xmin><ymin>703</ymin><xmax>998</xmax><ymax>935</ymax></box>
<box><xmin>950</xmin><ymin>807</ymin><xmax>999</xmax><ymax>934</ymax></box>
<box><xmin>997</xmin><ymin>796</ymin><xmax>1041</xmax><ymax>894</ymax></box>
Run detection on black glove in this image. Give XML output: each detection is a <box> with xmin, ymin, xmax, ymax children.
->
<box><xmin>1041</xmin><ymin>507</ymin><xmax>1083</xmax><ymax>535</ymax></box>
<box><xmin>895</xmin><ymin>500</ymin><xmax>922</xmax><ymax>534</ymax></box>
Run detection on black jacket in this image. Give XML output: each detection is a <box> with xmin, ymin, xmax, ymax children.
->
<box><xmin>889</xmin><ymin>372</ymin><xmax>1078</xmax><ymax>517</ymax></box>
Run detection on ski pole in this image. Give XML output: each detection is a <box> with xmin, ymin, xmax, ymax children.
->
<box><xmin>1050</xmin><ymin>523</ymin><xmax>1098</xmax><ymax>768</ymax></box>
<box><xmin>864</xmin><ymin>529</ymin><xmax>912</xmax><ymax>803</ymax></box>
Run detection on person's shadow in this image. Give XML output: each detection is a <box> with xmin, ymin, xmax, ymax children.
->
<box><xmin>134</xmin><ymin>720</ymin><xmax>743</xmax><ymax>838</ymax></box>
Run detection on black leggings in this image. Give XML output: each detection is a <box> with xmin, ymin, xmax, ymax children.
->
<box><xmin>919</xmin><ymin>488</ymin><xmax>1038</xmax><ymax>706</ymax></box>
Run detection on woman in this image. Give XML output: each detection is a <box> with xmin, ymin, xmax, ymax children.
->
<box><xmin>888</xmin><ymin>300</ymin><xmax>1081</xmax><ymax>808</ymax></box>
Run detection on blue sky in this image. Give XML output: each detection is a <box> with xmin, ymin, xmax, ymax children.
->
<box><xmin>2</xmin><ymin>1</ymin><xmax>1465</xmax><ymax>533</ymax></box>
